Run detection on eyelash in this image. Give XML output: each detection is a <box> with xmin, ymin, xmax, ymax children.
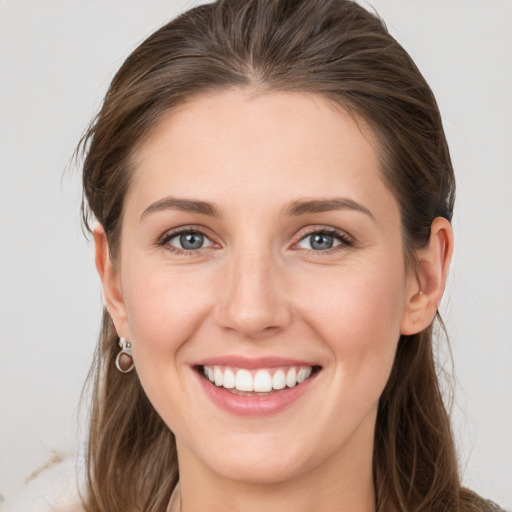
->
<box><xmin>296</xmin><ymin>227</ymin><xmax>354</xmax><ymax>255</ymax></box>
<box><xmin>157</xmin><ymin>227</ymin><xmax>214</xmax><ymax>256</ymax></box>
<box><xmin>157</xmin><ymin>226</ymin><xmax>354</xmax><ymax>256</ymax></box>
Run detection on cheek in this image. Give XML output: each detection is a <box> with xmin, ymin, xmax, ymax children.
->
<box><xmin>297</xmin><ymin>256</ymin><xmax>407</xmax><ymax>396</ymax></box>
<box><xmin>122</xmin><ymin>262</ymin><xmax>213</xmax><ymax>363</ymax></box>
<box><xmin>300</xmin><ymin>256</ymin><xmax>406</xmax><ymax>344</ymax></box>
<box><xmin>120</xmin><ymin>263</ymin><xmax>215</xmax><ymax>433</ymax></box>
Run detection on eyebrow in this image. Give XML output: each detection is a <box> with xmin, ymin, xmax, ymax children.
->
<box><xmin>141</xmin><ymin>197</ymin><xmax>221</xmax><ymax>219</ymax></box>
<box><xmin>140</xmin><ymin>196</ymin><xmax>374</xmax><ymax>220</ymax></box>
<box><xmin>284</xmin><ymin>197</ymin><xmax>375</xmax><ymax>220</ymax></box>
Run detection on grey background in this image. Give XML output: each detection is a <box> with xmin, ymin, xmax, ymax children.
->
<box><xmin>1</xmin><ymin>0</ymin><xmax>511</xmax><ymax>508</ymax></box>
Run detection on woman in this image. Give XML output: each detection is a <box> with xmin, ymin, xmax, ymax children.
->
<box><xmin>75</xmin><ymin>0</ymin><xmax>504</xmax><ymax>511</ymax></box>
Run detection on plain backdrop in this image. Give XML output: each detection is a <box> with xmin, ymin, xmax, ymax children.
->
<box><xmin>0</xmin><ymin>0</ymin><xmax>511</xmax><ymax>508</ymax></box>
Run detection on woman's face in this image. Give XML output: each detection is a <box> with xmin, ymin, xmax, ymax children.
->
<box><xmin>107</xmin><ymin>90</ymin><xmax>419</xmax><ymax>484</ymax></box>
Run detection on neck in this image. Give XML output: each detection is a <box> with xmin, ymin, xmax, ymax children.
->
<box><xmin>173</xmin><ymin>425</ymin><xmax>377</xmax><ymax>512</ymax></box>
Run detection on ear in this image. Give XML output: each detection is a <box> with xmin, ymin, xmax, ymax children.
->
<box><xmin>400</xmin><ymin>217</ymin><xmax>454</xmax><ymax>335</ymax></box>
<box><xmin>93</xmin><ymin>224</ymin><xmax>130</xmax><ymax>339</ymax></box>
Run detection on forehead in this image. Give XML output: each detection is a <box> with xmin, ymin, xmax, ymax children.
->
<box><xmin>127</xmin><ymin>89</ymin><xmax>397</xmax><ymax>223</ymax></box>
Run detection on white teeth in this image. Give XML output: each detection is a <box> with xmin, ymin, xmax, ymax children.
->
<box><xmin>253</xmin><ymin>370</ymin><xmax>273</xmax><ymax>392</ymax></box>
<box><xmin>286</xmin><ymin>367</ymin><xmax>297</xmax><ymax>388</ymax></box>
<box><xmin>214</xmin><ymin>366</ymin><xmax>223</xmax><ymax>387</ymax></box>
<box><xmin>297</xmin><ymin>367</ymin><xmax>311</xmax><ymax>383</ymax></box>
<box><xmin>272</xmin><ymin>369</ymin><xmax>286</xmax><ymax>390</ymax></box>
<box><xmin>202</xmin><ymin>365</ymin><xmax>315</xmax><ymax>392</ymax></box>
<box><xmin>235</xmin><ymin>369</ymin><xmax>253</xmax><ymax>391</ymax></box>
<box><xmin>223</xmin><ymin>368</ymin><xmax>235</xmax><ymax>389</ymax></box>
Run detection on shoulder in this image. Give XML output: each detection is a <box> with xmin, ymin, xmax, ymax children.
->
<box><xmin>1</xmin><ymin>453</ymin><xmax>85</xmax><ymax>512</ymax></box>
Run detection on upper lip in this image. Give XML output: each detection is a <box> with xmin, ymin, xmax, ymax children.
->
<box><xmin>194</xmin><ymin>355</ymin><xmax>321</xmax><ymax>369</ymax></box>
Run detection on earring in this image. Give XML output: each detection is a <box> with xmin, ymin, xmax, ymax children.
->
<box><xmin>115</xmin><ymin>337</ymin><xmax>134</xmax><ymax>373</ymax></box>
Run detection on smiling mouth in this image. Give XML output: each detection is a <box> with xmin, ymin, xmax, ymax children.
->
<box><xmin>196</xmin><ymin>365</ymin><xmax>322</xmax><ymax>395</ymax></box>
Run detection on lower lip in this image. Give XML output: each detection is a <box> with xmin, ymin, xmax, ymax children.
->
<box><xmin>194</xmin><ymin>368</ymin><xmax>319</xmax><ymax>416</ymax></box>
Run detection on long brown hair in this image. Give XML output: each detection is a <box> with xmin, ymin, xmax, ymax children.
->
<box><xmin>78</xmin><ymin>1</ymin><xmax>499</xmax><ymax>510</ymax></box>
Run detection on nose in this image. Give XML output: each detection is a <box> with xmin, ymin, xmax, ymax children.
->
<box><xmin>214</xmin><ymin>245</ymin><xmax>292</xmax><ymax>340</ymax></box>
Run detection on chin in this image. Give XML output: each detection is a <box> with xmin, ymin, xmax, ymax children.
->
<box><xmin>209</xmin><ymin>454</ymin><xmax>310</xmax><ymax>485</ymax></box>
<box><xmin>187</xmin><ymin>432</ymin><xmax>328</xmax><ymax>486</ymax></box>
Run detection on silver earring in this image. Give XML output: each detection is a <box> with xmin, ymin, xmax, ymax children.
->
<box><xmin>115</xmin><ymin>337</ymin><xmax>134</xmax><ymax>373</ymax></box>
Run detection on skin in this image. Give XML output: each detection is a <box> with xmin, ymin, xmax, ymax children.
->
<box><xmin>95</xmin><ymin>90</ymin><xmax>453</xmax><ymax>512</ymax></box>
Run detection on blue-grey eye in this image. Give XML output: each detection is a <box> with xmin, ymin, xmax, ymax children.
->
<box><xmin>166</xmin><ymin>231</ymin><xmax>213</xmax><ymax>251</ymax></box>
<box><xmin>297</xmin><ymin>232</ymin><xmax>343</xmax><ymax>251</ymax></box>
<box><xmin>181</xmin><ymin>232</ymin><xmax>204</xmax><ymax>249</ymax></box>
